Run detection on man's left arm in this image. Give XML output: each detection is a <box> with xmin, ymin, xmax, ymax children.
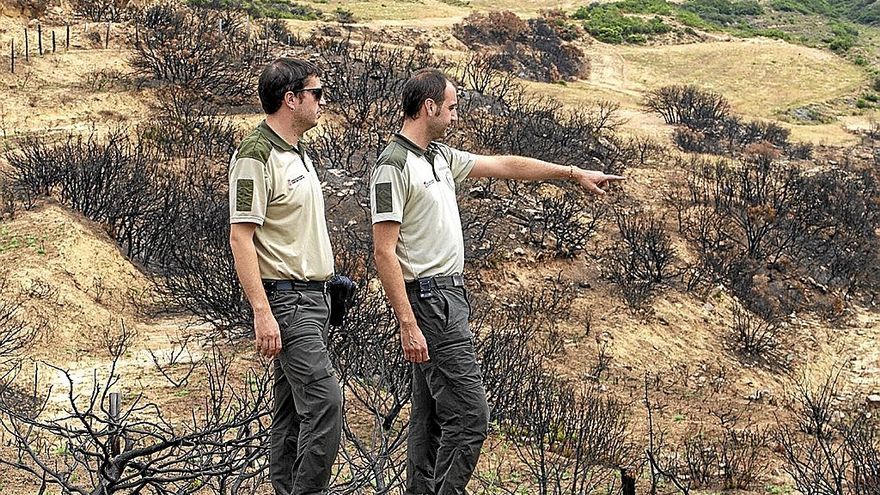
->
<box><xmin>469</xmin><ymin>155</ymin><xmax>625</xmax><ymax>195</ymax></box>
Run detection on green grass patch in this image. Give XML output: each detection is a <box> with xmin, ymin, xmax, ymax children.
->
<box><xmin>187</xmin><ymin>0</ymin><xmax>323</xmax><ymax>19</ymax></box>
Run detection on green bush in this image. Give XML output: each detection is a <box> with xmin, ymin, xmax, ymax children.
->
<box><xmin>575</xmin><ymin>5</ymin><xmax>673</xmax><ymax>43</ymax></box>
<box><xmin>186</xmin><ymin>0</ymin><xmax>322</xmax><ymax>19</ymax></box>
<box><xmin>856</xmin><ymin>98</ymin><xmax>870</xmax><ymax>108</ymax></box>
<box><xmin>613</xmin><ymin>0</ymin><xmax>675</xmax><ymax>15</ymax></box>
<box><xmin>826</xmin><ymin>21</ymin><xmax>858</xmax><ymax>51</ymax></box>
<box><xmin>680</xmin><ymin>0</ymin><xmax>763</xmax><ymax>26</ymax></box>
<box><xmin>769</xmin><ymin>0</ymin><xmax>832</xmax><ymax>15</ymax></box>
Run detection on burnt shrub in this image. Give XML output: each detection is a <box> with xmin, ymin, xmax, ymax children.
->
<box><xmin>139</xmin><ymin>88</ymin><xmax>240</xmax><ymax>160</ymax></box>
<box><xmin>472</xmin><ymin>278</ymin><xmax>575</xmax><ymax>422</ymax></box>
<box><xmin>726</xmin><ymin>304</ymin><xmax>790</xmax><ymax>369</ymax></box>
<box><xmin>604</xmin><ymin>209</ymin><xmax>677</xmax><ymax>309</ymax></box>
<box><xmin>776</xmin><ymin>370</ymin><xmax>880</xmax><ymax>495</ymax></box>
<box><xmin>453</xmin><ymin>10</ymin><xmax>588</xmax><ymax>82</ymax></box>
<box><xmin>132</xmin><ymin>4</ymin><xmax>269</xmax><ymax>103</ymax></box>
<box><xmin>315</xmin><ymin>36</ymin><xmax>434</xmax><ymax>130</ymax></box>
<box><xmin>526</xmin><ymin>184</ymin><xmax>606</xmax><ymax>258</ymax></box>
<box><xmin>647</xmin><ymin>85</ymin><xmax>804</xmax><ymax>156</ymax></box>
<box><xmin>452</xmin><ymin>11</ymin><xmax>530</xmax><ymax>46</ymax></box>
<box><xmin>6</xmin><ymin>128</ymin><xmax>249</xmax><ymax>331</ymax></box>
<box><xmin>645</xmin><ymin>85</ymin><xmax>731</xmax><ymax>130</ymax></box>
<box><xmin>72</xmin><ymin>0</ymin><xmax>132</xmax><ymax>21</ymax></box>
<box><xmin>679</xmin><ymin>143</ymin><xmax>880</xmax><ymax>317</ymax></box>
<box><xmin>457</xmin><ymin>83</ymin><xmax>627</xmax><ymax>176</ymax></box>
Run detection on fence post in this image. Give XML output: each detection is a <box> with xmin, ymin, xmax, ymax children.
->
<box><xmin>52</xmin><ymin>31</ymin><xmax>56</xmax><ymax>53</ymax></box>
<box><xmin>109</xmin><ymin>392</ymin><xmax>121</xmax><ymax>456</ymax></box>
<box><xmin>24</xmin><ymin>27</ymin><xmax>28</xmax><ymax>62</ymax></box>
<box><xmin>105</xmin><ymin>22</ymin><xmax>110</xmax><ymax>49</ymax></box>
<box><xmin>621</xmin><ymin>468</ymin><xmax>636</xmax><ymax>495</ymax></box>
<box><xmin>37</xmin><ymin>23</ymin><xmax>42</xmax><ymax>55</ymax></box>
<box><xmin>10</xmin><ymin>38</ymin><xmax>14</xmax><ymax>74</ymax></box>
<box><xmin>66</xmin><ymin>24</ymin><xmax>70</xmax><ymax>49</ymax></box>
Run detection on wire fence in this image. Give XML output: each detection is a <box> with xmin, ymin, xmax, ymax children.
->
<box><xmin>6</xmin><ymin>21</ymin><xmax>123</xmax><ymax>73</ymax></box>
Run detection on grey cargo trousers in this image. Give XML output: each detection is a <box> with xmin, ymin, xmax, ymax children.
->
<box><xmin>405</xmin><ymin>282</ymin><xmax>490</xmax><ymax>495</ymax></box>
<box><xmin>268</xmin><ymin>287</ymin><xmax>343</xmax><ymax>495</ymax></box>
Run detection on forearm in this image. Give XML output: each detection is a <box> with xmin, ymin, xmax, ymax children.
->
<box><xmin>230</xmin><ymin>236</ymin><xmax>271</xmax><ymax>315</ymax></box>
<box><xmin>374</xmin><ymin>250</ymin><xmax>418</xmax><ymax>331</ymax></box>
<box><xmin>477</xmin><ymin>155</ymin><xmax>573</xmax><ymax>181</ymax></box>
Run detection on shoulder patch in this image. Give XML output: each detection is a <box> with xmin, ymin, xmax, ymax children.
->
<box><xmin>236</xmin><ymin>129</ymin><xmax>273</xmax><ymax>164</ymax></box>
<box><xmin>376</xmin><ymin>142</ymin><xmax>409</xmax><ymax>171</ymax></box>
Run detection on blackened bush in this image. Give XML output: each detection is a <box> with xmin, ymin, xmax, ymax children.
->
<box><xmin>473</xmin><ymin>279</ymin><xmax>575</xmax><ymax>422</ymax></box>
<box><xmin>326</xmin><ymin>289</ymin><xmax>410</xmax><ymax>492</ymax></box>
<box><xmin>453</xmin><ymin>11</ymin><xmax>530</xmax><ymax>47</ymax></box>
<box><xmin>675</xmin><ymin>127</ymin><xmax>724</xmax><ymax>154</ymax></box>
<box><xmin>458</xmin><ymin>185</ymin><xmax>513</xmax><ymax>265</ymax></box>
<box><xmin>528</xmin><ymin>185</ymin><xmax>605</xmax><ymax>258</ymax></box>
<box><xmin>459</xmin><ymin>84</ymin><xmax>627</xmax><ymax>176</ymax></box>
<box><xmin>315</xmin><ymin>36</ymin><xmax>434</xmax><ymax>130</ymax></box>
<box><xmin>685</xmin><ymin>145</ymin><xmax>805</xmax><ymax>263</ymax></box>
<box><xmin>8</xmin><ymin>130</ymin><xmax>169</xmax><ymax>258</ymax></box>
<box><xmin>72</xmin><ymin>0</ymin><xmax>131</xmax><ymax>21</ymax></box>
<box><xmin>7</xmin><ymin>128</ymin><xmax>250</xmax><ymax>331</ymax></box>
<box><xmin>794</xmin><ymin>167</ymin><xmax>880</xmax><ymax>297</ymax></box>
<box><xmin>453</xmin><ymin>10</ymin><xmax>588</xmax><ymax>82</ymax></box>
<box><xmin>727</xmin><ymin>305</ymin><xmax>787</xmax><ymax>365</ymax></box>
<box><xmin>158</xmin><ymin>160</ymin><xmax>250</xmax><ymax>331</ymax></box>
<box><xmin>774</xmin><ymin>370</ymin><xmax>880</xmax><ymax>495</ymax></box>
<box><xmin>140</xmin><ymin>89</ymin><xmax>240</xmax><ymax>160</ymax></box>
<box><xmin>133</xmin><ymin>4</ymin><xmax>269</xmax><ymax>103</ymax></box>
<box><xmin>605</xmin><ymin>210</ymin><xmax>676</xmax><ymax>308</ymax></box>
<box><xmin>505</xmin><ymin>375</ymin><xmax>633</xmax><ymax>493</ymax></box>
<box><xmin>645</xmin><ymin>85</ymin><xmax>730</xmax><ymax>130</ymax></box>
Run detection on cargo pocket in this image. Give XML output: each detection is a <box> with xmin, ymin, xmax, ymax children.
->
<box><xmin>271</xmin><ymin>291</ymin><xmax>302</xmax><ymax>331</ymax></box>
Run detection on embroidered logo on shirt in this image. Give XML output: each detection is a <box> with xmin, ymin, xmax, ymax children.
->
<box><xmin>287</xmin><ymin>175</ymin><xmax>305</xmax><ymax>189</ymax></box>
<box><xmin>423</xmin><ymin>179</ymin><xmax>437</xmax><ymax>188</ymax></box>
<box><xmin>235</xmin><ymin>179</ymin><xmax>254</xmax><ymax>211</ymax></box>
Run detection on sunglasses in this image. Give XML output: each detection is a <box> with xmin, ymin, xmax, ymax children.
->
<box><xmin>294</xmin><ymin>87</ymin><xmax>324</xmax><ymax>101</ymax></box>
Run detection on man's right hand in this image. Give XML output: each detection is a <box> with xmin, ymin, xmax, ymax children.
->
<box><xmin>254</xmin><ymin>309</ymin><xmax>281</xmax><ymax>358</ymax></box>
<box><xmin>401</xmin><ymin>321</ymin><xmax>430</xmax><ymax>363</ymax></box>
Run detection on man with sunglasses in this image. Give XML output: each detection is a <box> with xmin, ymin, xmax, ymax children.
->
<box><xmin>229</xmin><ymin>58</ymin><xmax>341</xmax><ymax>495</ymax></box>
<box><xmin>370</xmin><ymin>68</ymin><xmax>625</xmax><ymax>495</ymax></box>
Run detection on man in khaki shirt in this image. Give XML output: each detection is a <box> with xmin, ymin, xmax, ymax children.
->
<box><xmin>371</xmin><ymin>69</ymin><xmax>624</xmax><ymax>495</ymax></box>
<box><xmin>229</xmin><ymin>58</ymin><xmax>341</xmax><ymax>495</ymax></box>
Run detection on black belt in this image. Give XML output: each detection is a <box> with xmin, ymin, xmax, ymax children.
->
<box><xmin>263</xmin><ymin>279</ymin><xmax>327</xmax><ymax>292</ymax></box>
<box><xmin>405</xmin><ymin>273</ymin><xmax>465</xmax><ymax>291</ymax></box>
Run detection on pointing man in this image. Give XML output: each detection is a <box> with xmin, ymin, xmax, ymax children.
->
<box><xmin>370</xmin><ymin>68</ymin><xmax>624</xmax><ymax>495</ymax></box>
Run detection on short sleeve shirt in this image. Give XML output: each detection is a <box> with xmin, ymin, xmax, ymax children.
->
<box><xmin>369</xmin><ymin>133</ymin><xmax>475</xmax><ymax>281</ymax></box>
<box><xmin>229</xmin><ymin>121</ymin><xmax>334</xmax><ymax>281</ymax></box>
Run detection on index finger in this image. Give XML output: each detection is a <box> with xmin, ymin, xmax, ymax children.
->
<box><xmin>604</xmin><ymin>174</ymin><xmax>626</xmax><ymax>181</ymax></box>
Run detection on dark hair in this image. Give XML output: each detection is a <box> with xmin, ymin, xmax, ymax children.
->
<box><xmin>258</xmin><ymin>58</ymin><xmax>321</xmax><ymax>114</ymax></box>
<box><xmin>401</xmin><ymin>68</ymin><xmax>449</xmax><ymax>120</ymax></box>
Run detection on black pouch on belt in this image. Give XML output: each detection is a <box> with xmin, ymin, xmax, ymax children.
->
<box><xmin>327</xmin><ymin>275</ymin><xmax>357</xmax><ymax>327</ymax></box>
